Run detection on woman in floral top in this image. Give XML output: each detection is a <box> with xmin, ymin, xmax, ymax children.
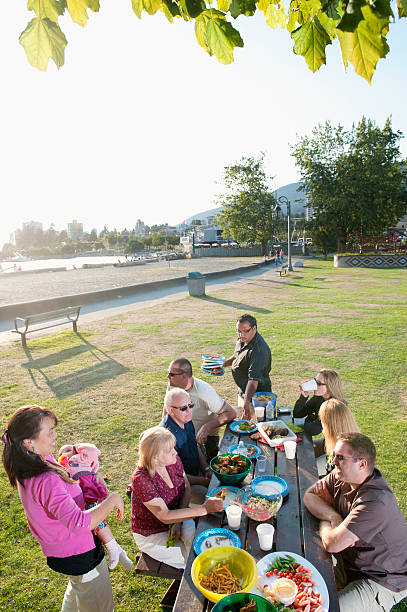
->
<box><xmin>131</xmin><ymin>426</ymin><xmax>222</xmax><ymax>569</ymax></box>
<box><xmin>319</xmin><ymin>399</ymin><xmax>360</xmax><ymax>474</ymax></box>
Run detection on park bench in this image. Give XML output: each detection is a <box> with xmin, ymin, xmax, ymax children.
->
<box><xmin>135</xmin><ymin>552</ymin><xmax>183</xmax><ymax>610</ymax></box>
<box><xmin>13</xmin><ymin>305</ymin><xmax>81</xmax><ymax>347</ymax></box>
<box><xmin>277</xmin><ymin>262</ymin><xmax>289</xmax><ymax>276</ymax></box>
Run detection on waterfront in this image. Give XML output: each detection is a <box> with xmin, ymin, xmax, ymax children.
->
<box><xmin>0</xmin><ymin>254</ymin><xmax>128</xmax><ymax>273</ymax></box>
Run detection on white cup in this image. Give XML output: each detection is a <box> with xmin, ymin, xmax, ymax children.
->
<box><xmin>284</xmin><ymin>441</ymin><xmax>297</xmax><ymax>459</ymax></box>
<box><xmin>254</xmin><ymin>405</ymin><xmax>264</xmax><ymax>420</ymax></box>
<box><xmin>301</xmin><ymin>378</ymin><xmax>317</xmax><ymax>391</ymax></box>
<box><xmin>256</xmin><ymin>523</ymin><xmax>275</xmax><ymax>550</ymax></box>
<box><xmin>257</xmin><ymin>455</ymin><xmax>266</xmax><ymax>473</ymax></box>
<box><xmin>226</xmin><ymin>505</ymin><xmax>242</xmax><ymax>530</ymax></box>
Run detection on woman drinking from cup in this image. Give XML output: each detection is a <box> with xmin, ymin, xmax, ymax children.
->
<box><xmin>319</xmin><ymin>398</ymin><xmax>360</xmax><ymax>475</ymax></box>
<box><xmin>2</xmin><ymin>405</ymin><xmax>124</xmax><ymax>612</ymax></box>
<box><xmin>131</xmin><ymin>426</ymin><xmax>223</xmax><ymax>569</ymax></box>
<box><xmin>293</xmin><ymin>369</ymin><xmax>346</xmax><ymax>439</ymax></box>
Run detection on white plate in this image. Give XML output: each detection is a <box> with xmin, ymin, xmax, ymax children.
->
<box><xmin>257</xmin><ymin>420</ymin><xmax>297</xmax><ymax>447</ymax></box>
<box><xmin>254</xmin><ymin>551</ymin><xmax>329</xmax><ymax>611</ymax></box>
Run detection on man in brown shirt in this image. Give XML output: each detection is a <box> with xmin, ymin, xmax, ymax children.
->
<box><xmin>304</xmin><ymin>432</ymin><xmax>407</xmax><ymax>611</ymax></box>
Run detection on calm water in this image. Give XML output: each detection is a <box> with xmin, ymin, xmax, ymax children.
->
<box><xmin>0</xmin><ymin>255</ymin><xmax>128</xmax><ymax>273</ymax></box>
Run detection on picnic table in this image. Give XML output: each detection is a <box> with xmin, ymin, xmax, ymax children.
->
<box><xmin>173</xmin><ymin>418</ymin><xmax>340</xmax><ymax>611</ymax></box>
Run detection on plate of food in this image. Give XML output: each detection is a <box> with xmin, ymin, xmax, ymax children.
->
<box><xmin>206</xmin><ymin>485</ymin><xmax>241</xmax><ymax>509</ymax></box>
<box><xmin>228</xmin><ymin>443</ymin><xmax>262</xmax><ymax>459</ymax></box>
<box><xmin>255</xmin><ymin>551</ymin><xmax>329</xmax><ymax>611</ymax></box>
<box><xmin>230</xmin><ymin>420</ymin><xmax>258</xmax><ymax>434</ymax></box>
<box><xmin>251</xmin><ymin>420</ymin><xmax>296</xmax><ymax>447</ymax></box>
<box><xmin>193</xmin><ymin>528</ymin><xmax>241</xmax><ymax>555</ymax></box>
<box><xmin>250</xmin><ymin>475</ymin><xmax>289</xmax><ymax>498</ymax></box>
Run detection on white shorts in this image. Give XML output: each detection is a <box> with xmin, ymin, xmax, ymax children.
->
<box><xmin>132</xmin><ymin>519</ymin><xmax>196</xmax><ymax>570</ymax></box>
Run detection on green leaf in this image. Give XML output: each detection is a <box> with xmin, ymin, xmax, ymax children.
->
<box><xmin>229</xmin><ymin>0</ymin><xmax>257</xmax><ymax>18</ymax></box>
<box><xmin>292</xmin><ymin>17</ymin><xmax>331</xmax><ymax>71</ymax></box>
<box><xmin>66</xmin><ymin>0</ymin><xmax>100</xmax><ymax>26</ymax></box>
<box><xmin>263</xmin><ymin>2</ymin><xmax>287</xmax><ymax>28</ymax></box>
<box><xmin>131</xmin><ymin>0</ymin><xmax>162</xmax><ymax>17</ymax></box>
<box><xmin>195</xmin><ymin>10</ymin><xmax>243</xmax><ymax>63</ymax></box>
<box><xmin>337</xmin><ymin>5</ymin><xmax>389</xmax><ymax>82</ymax></box>
<box><xmin>317</xmin><ymin>9</ymin><xmax>340</xmax><ymax>37</ymax></box>
<box><xmin>397</xmin><ymin>0</ymin><xmax>406</xmax><ymax>17</ymax></box>
<box><xmin>19</xmin><ymin>17</ymin><xmax>67</xmax><ymax>71</ymax></box>
<box><xmin>321</xmin><ymin>0</ymin><xmax>341</xmax><ymax>20</ymax></box>
<box><xmin>217</xmin><ymin>0</ymin><xmax>232</xmax><ymax>10</ymax></box>
<box><xmin>161</xmin><ymin>0</ymin><xmax>182</xmax><ymax>20</ymax></box>
<box><xmin>337</xmin><ymin>0</ymin><xmax>365</xmax><ymax>32</ymax></box>
<box><xmin>185</xmin><ymin>0</ymin><xmax>206</xmax><ymax>17</ymax></box>
<box><xmin>27</xmin><ymin>0</ymin><xmax>66</xmax><ymax>22</ymax></box>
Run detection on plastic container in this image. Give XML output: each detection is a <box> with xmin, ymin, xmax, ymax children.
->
<box><xmin>237</xmin><ymin>441</ymin><xmax>247</xmax><ymax>457</ymax></box>
<box><xmin>256</xmin><ymin>523</ymin><xmax>275</xmax><ymax>551</ymax></box>
<box><xmin>210</xmin><ymin>454</ymin><xmax>252</xmax><ymax>486</ymax></box>
<box><xmin>252</xmin><ymin>392</ymin><xmax>278</xmax><ymax>410</ymax></box>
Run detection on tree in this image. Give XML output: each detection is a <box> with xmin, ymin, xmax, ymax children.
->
<box><xmin>216</xmin><ymin>154</ymin><xmax>280</xmax><ymax>255</ymax></box>
<box><xmin>307</xmin><ymin>213</ymin><xmax>338</xmax><ymax>259</ymax></box>
<box><xmin>291</xmin><ymin>117</ymin><xmax>407</xmax><ymax>244</ymax></box>
<box><xmin>17</xmin><ymin>0</ymin><xmax>405</xmax><ymax>82</ymax></box>
<box><xmin>126</xmin><ymin>239</ymin><xmax>144</xmax><ymax>254</ymax></box>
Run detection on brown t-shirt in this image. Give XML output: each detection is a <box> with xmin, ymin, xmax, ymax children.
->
<box><xmin>324</xmin><ymin>468</ymin><xmax>407</xmax><ymax>592</ymax></box>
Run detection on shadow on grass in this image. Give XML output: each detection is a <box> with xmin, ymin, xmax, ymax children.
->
<box><xmin>21</xmin><ymin>333</ymin><xmax>129</xmax><ymax>398</ymax></box>
<box><xmin>198</xmin><ymin>294</ymin><xmax>272</xmax><ymax>314</ymax></box>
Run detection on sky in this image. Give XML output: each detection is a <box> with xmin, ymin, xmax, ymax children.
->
<box><xmin>1</xmin><ymin>3</ymin><xmax>406</xmax><ymax>248</ymax></box>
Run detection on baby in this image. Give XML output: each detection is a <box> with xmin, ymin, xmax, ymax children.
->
<box><xmin>58</xmin><ymin>443</ymin><xmax>132</xmax><ymax>571</ymax></box>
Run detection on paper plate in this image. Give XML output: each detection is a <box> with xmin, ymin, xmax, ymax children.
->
<box><xmin>193</xmin><ymin>528</ymin><xmax>241</xmax><ymax>555</ymax></box>
<box><xmin>206</xmin><ymin>485</ymin><xmax>241</xmax><ymax>510</ymax></box>
<box><xmin>256</xmin><ymin>551</ymin><xmax>329</xmax><ymax>612</ymax></box>
<box><xmin>229</xmin><ymin>420</ymin><xmax>258</xmax><ymax>434</ymax></box>
<box><xmin>201</xmin><ymin>367</ymin><xmax>225</xmax><ymax>376</ymax></box>
<box><xmin>250</xmin><ymin>475</ymin><xmax>289</xmax><ymax>498</ymax></box>
<box><xmin>228</xmin><ymin>443</ymin><xmax>261</xmax><ymax>459</ymax></box>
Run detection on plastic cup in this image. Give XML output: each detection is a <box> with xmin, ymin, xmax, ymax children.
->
<box><xmin>256</xmin><ymin>523</ymin><xmax>275</xmax><ymax>551</ymax></box>
<box><xmin>226</xmin><ymin>505</ymin><xmax>242</xmax><ymax>530</ymax></box>
<box><xmin>254</xmin><ymin>405</ymin><xmax>264</xmax><ymax>420</ymax></box>
<box><xmin>301</xmin><ymin>378</ymin><xmax>318</xmax><ymax>391</ymax></box>
<box><xmin>257</xmin><ymin>456</ymin><xmax>266</xmax><ymax>473</ymax></box>
<box><xmin>284</xmin><ymin>441</ymin><xmax>297</xmax><ymax>459</ymax></box>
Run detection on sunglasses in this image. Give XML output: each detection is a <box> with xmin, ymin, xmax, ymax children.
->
<box><xmin>332</xmin><ymin>451</ymin><xmax>358</xmax><ymax>462</ymax></box>
<box><xmin>171</xmin><ymin>402</ymin><xmax>194</xmax><ymax>412</ymax></box>
<box><xmin>168</xmin><ymin>371</ymin><xmax>184</xmax><ymax>377</ymax></box>
<box><xmin>314</xmin><ymin>379</ymin><xmax>326</xmax><ymax>386</ymax></box>
<box><xmin>237</xmin><ymin>327</ymin><xmax>253</xmax><ymax>335</ymax></box>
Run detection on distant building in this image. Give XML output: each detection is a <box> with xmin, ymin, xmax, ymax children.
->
<box><xmin>396</xmin><ymin>214</ymin><xmax>407</xmax><ymax>230</ymax></box>
<box><xmin>67</xmin><ymin>220</ymin><xmax>84</xmax><ymax>240</ymax></box>
<box><xmin>22</xmin><ymin>220</ymin><xmax>43</xmax><ymax>232</ymax></box>
<box><xmin>134</xmin><ymin>219</ymin><xmax>146</xmax><ymax>236</ymax></box>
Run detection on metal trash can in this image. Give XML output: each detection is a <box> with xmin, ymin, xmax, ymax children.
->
<box><xmin>187</xmin><ymin>271</ymin><xmax>205</xmax><ymax>296</ymax></box>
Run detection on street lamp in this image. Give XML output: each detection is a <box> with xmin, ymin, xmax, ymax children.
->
<box><xmin>277</xmin><ymin>195</ymin><xmax>293</xmax><ymax>271</ymax></box>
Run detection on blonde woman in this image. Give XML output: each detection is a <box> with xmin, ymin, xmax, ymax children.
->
<box><xmin>319</xmin><ymin>399</ymin><xmax>360</xmax><ymax>474</ymax></box>
<box><xmin>131</xmin><ymin>426</ymin><xmax>222</xmax><ymax>569</ymax></box>
<box><xmin>293</xmin><ymin>369</ymin><xmax>346</xmax><ymax>436</ymax></box>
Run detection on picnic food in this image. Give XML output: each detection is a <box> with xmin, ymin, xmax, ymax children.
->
<box><xmin>254</xmin><ymin>395</ymin><xmax>274</xmax><ymax>402</ymax></box>
<box><xmin>238</xmin><ymin>420</ymin><xmax>256</xmax><ymax>432</ymax></box>
<box><xmin>215</xmin><ymin>488</ymin><xmax>227</xmax><ymax>500</ymax></box>
<box><xmin>246</xmin><ymin>496</ymin><xmax>280</xmax><ymax>514</ymax></box>
<box><xmin>213</xmin><ymin>455</ymin><xmax>248</xmax><ymax>475</ymax></box>
<box><xmin>271</xmin><ymin>579</ymin><xmax>298</xmax><ymax>606</ymax></box>
<box><xmin>239</xmin><ymin>600</ymin><xmax>258</xmax><ymax>611</ymax></box>
<box><xmin>166</xmin><ymin>524</ymin><xmax>177</xmax><ymax>547</ymax></box>
<box><xmin>251</xmin><ymin>425</ymin><xmax>289</xmax><ymax>441</ymax></box>
<box><xmin>199</xmin><ymin>562</ymin><xmax>241</xmax><ymax>594</ymax></box>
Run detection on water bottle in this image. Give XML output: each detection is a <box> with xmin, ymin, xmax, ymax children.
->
<box><xmin>237</xmin><ymin>441</ymin><xmax>247</xmax><ymax>456</ymax></box>
<box><xmin>266</xmin><ymin>401</ymin><xmax>275</xmax><ymax>421</ymax></box>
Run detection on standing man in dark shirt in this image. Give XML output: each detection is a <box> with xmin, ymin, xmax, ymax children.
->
<box><xmin>224</xmin><ymin>314</ymin><xmax>271</xmax><ymax>421</ymax></box>
<box><xmin>160</xmin><ymin>387</ymin><xmax>211</xmax><ymax>503</ymax></box>
<box><xmin>304</xmin><ymin>433</ymin><xmax>407</xmax><ymax>611</ymax></box>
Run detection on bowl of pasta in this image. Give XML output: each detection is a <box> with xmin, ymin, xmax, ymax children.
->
<box><xmin>191</xmin><ymin>546</ymin><xmax>258</xmax><ymax>603</ymax></box>
<box><xmin>236</xmin><ymin>488</ymin><xmax>283</xmax><ymax>521</ymax></box>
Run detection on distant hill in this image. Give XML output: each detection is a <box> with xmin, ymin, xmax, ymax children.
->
<box><xmin>177</xmin><ymin>182</ymin><xmax>306</xmax><ymax>227</ymax></box>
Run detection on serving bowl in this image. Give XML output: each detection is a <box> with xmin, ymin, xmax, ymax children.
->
<box><xmin>236</xmin><ymin>488</ymin><xmax>283</xmax><ymax>521</ymax></box>
<box><xmin>210</xmin><ymin>453</ymin><xmax>252</xmax><ymax>486</ymax></box>
<box><xmin>212</xmin><ymin>592</ymin><xmax>277</xmax><ymax>611</ymax></box>
<box><xmin>191</xmin><ymin>546</ymin><xmax>258</xmax><ymax>603</ymax></box>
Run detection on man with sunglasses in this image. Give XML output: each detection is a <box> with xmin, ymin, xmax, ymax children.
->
<box><xmin>304</xmin><ymin>433</ymin><xmax>407</xmax><ymax>611</ymax></box>
<box><xmin>161</xmin><ymin>387</ymin><xmax>212</xmax><ymax>502</ymax></box>
<box><xmin>165</xmin><ymin>358</ymin><xmax>236</xmax><ymax>462</ymax></box>
<box><xmin>224</xmin><ymin>314</ymin><xmax>271</xmax><ymax>421</ymax></box>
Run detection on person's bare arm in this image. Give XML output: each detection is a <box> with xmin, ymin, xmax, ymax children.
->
<box><xmin>223</xmin><ymin>356</ymin><xmax>234</xmax><ymax>367</ymax></box>
<box><xmin>178</xmin><ymin>474</ymin><xmax>191</xmax><ymax>509</ymax></box>
<box><xmin>143</xmin><ymin>495</ymin><xmax>223</xmax><ymax>524</ymax></box>
<box><xmin>319</xmin><ymin>520</ymin><xmax>359</xmax><ymax>553</ymax></box>
<box><xmin>196</xmin><ymin>402</ymin><xmax>237</xmax><ymax>444</ymax></box>
<box><xmin>242</xmin><ymin>379</ymin><xmax>258</xmax><ymax>420</ymax></box>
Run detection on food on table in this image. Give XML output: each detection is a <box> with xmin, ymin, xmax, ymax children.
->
<box><xmin>215</xmin><ymin>488</ymin><xmax>227</xmax><ymax>500</ymax></box>
<box><xmin>246</xmin><ymin>445</ymin><xmax>257</xmax><ymax>457</ymax></box>
<box><xmin>261</xmin><ymin>555</ymin><xmax>325</xmax><ymax>611</ymax></box>
<box><xmin>245</xmin><ymin>496</ymin><xmax>280</xmax><ymax>514</ymax></box>
<box><xmin>215</xmin><ymin>536</ymin><xmax>230</xmax><ymax>543</ymax></box>
<box><xmin>251</xmin><ymin>425</ymin><xmax>289</xmax><ymax>441</ymax></box>
<box><xmin>238</xmin><ymin>420</ymin><xmax>256</xmax><ymax>431</ymax></box>
<box><xmin>213</xmin><ymin>454</ymin><xmax>248</xmax><ymax>475</ymax></box>
<box><xmin>239</xmin><ymin>600</ymin><xmax>258</xmax><ymax>611</ymax></box>
<box><xmin>271</xmin><ymin>579</ymin><xmax>298</xmax><ymax>606</ymax></box>
<box><xmin>166</xmin><ymin>524</ymin><xmax>177</xmax><ymax>547</ymax></box>
<box><xmin>254</xmin><ymin>395</ymin><xmax>274</xmax><ymax>402</ymax></box>
<box><xmin>205</xmin><ymin>540</ymin><xmax>213</xmax><ymax>548</ymax></box>
<box><xmin>198</xmin><ymin>562</ymin><xmax>241</xmax><ymax>594</ymax></box>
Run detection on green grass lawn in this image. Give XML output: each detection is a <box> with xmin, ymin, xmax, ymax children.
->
<box><xmin>1</xmin><ymin>259</ymin><xmax>406</xmax><ymax>611</ymax></box>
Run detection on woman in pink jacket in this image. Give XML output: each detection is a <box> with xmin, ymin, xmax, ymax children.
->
<box><xmin>2</xmin><ymin>405</ymin><xmax>124</xmax><ymax>612</ymax></box>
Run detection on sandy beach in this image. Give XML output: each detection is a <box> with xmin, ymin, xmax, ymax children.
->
<box><xmin>0</xmin><ymin>257</ymin><xmax>264</xmax><ymax>306</ymax></box>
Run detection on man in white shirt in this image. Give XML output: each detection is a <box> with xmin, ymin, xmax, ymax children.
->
<box><xmin>165</xmin><ymin>358</ymin><xmax>236</xmax><ymax>461</ymax></box>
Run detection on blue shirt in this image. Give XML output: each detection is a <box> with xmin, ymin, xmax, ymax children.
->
<box><xmin>160</xmin><ymin>414</ymin><xmax>201</xmax><ymax>476</ymax></box>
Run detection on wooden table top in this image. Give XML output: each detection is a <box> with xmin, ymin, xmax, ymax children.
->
<box><xmin>173</xmin><ymin>419</ymin><xmax>340</xmax><ymax>611</ymax></box>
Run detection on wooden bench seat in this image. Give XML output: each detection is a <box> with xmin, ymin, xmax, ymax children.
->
<box><xmin>135</xmin><ymin>552</ymin><xmax>184</xmax><ymax>580</ymax></box>
<box><xmin>13</xmin><ymin>305</ymin><xmax>81</xmax><ymax>347</ymax></box>
<box><xmin>277</xmin><ymin>262</ymin><xmax>289</xmax><ymax>276</ymax></box>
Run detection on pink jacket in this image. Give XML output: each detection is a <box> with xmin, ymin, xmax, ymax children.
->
<box><xmin>17</xmin><ymin>470</ymin><xmax>94</xmax><ymax>558</ymax></box>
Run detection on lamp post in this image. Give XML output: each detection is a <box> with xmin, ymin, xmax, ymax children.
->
<box><xmin>278</xmin><ymin>195</ymin><xmax>293</xmax><ymax>271</ymax></box>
